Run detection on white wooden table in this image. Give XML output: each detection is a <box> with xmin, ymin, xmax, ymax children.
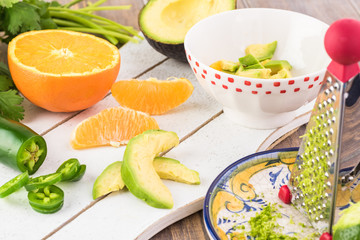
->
<box><xmin>0</xmin><ymin>37</ymin><xmax>315</xmax><ymax>239</ymax></box>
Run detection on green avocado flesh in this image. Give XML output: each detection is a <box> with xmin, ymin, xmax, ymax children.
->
<box><xmin>333</xmin><ymin>201</ymin><xmax>360</xmax><ymax>240</ymax></box>
<box><xmin>92</xmin><ymin>157</ymin><xmax>200</xmax><ymax>200</ymax></box>
<box><xmin>92</xmin><ymin>161</ymin><xmax>125</xmax><ymax>200</ymax></box>
<box><xmin>210</xmin><ymin>41</ymin><xmax>293</xmax><ymax>79</ymax></box>
<box><xmin>121</xmin><ymin>130</ymin><xmax>179</xmax><ymax>209</ymax></box>
<box><xmin>245</xmin><ymin>41</ymin><xmax>277</xmax><ymax>61</ymax></box>
<box><xmin>139</xmin><ymin>0</ymin><xmax>236</xmax><ymax>44</ymax></box>
<box><xmin>153</xmin><ymin>157</ymin><xmax>200</xmax><ymax>185</ymax></box>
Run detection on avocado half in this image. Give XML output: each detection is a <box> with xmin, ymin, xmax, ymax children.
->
<box><xmin>139</xmin><ymin>0</ymin><xmax>236</xmax><ymax>62</ymax></box>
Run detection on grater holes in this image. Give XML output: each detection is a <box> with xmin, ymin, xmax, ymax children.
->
<box><xmin>326</xmin><ymin>76</ymin><xmax>332</xmax><ymax>83</ymax></box>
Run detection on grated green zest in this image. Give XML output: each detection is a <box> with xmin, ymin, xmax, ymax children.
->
<box><xmin>246</xmin><ymin>203</ymin><xmax>297</xmax><ymax>240</ymax></box>
<box><xmin>296</xmin><ymin>112</ymin><xmax>334</xmax><ymax>220</ymax></box>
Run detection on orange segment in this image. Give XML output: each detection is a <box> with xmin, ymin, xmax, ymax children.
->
<box><xmin>8</xmin><ymin>30</ymin><xmax>120</xmax><ymax>112</ymax></box>
<box><xmin>111</xmin><ymin>77</ymin><xmax>194</xmax><ymax>115</ymax></box>
<box><xmin>71</xmin><ymin>107</ymin><xmax>159</xmax><ymax>149</ymax></box>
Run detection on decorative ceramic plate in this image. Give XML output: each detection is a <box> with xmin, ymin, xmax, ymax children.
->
<box><xmin>204</xmin><ymin>148</ymin><xmax>317</xmax><ymax>239</ymax></box>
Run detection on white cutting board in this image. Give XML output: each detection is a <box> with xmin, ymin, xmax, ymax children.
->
<box><xmin>0</xmin><ymin>39</ymin><xmax>312</xmax><ymax>240</ymax></box>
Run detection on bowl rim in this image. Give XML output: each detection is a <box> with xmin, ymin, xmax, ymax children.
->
<box><xmin>202</xmin><ymin>147</ymin><xmax>299</xmax><ymax>240</ymax></box>
<box><xmin>184</xmin><ymin>8</ymin><xmax>330</xmax><ymax>83</ymax></box>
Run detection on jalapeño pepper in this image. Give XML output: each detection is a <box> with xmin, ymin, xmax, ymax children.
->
<box><xmin>25</xmin><ymin>172</ymin><xmax>62</xmax><ymax>191</ymax></box>
<box><xmin>28</xmin><ymin>185</ymin><xmax>64</xmax><ymax>214</ymax></box>
<box><xmin>0</xmin><ymin>117</ymin><xmax>47</xmax><ymax>175</ymax></box>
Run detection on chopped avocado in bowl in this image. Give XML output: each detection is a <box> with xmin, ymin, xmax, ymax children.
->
<box><xmin>210</xmin><ymin>41</ymin><xmax>293</xmax><ymax>79</ymax></box>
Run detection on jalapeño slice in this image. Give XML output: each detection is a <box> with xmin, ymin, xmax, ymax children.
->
<box><xmin>56</xmin><ymin>158</ymin><xmax>80</xmax><ymax>181</ymax></box>
<box><xmin>70</xmin><ymin>164</ymin><xmax>86</xmax><ymax>182</ymax></box>
<box><xmin>28</xmin><ymin>185</ymin><xmax>64</xmax><ymax>214</ymax></box>
<box><xmin>25</xmin><ymin>172</ymin><xmax>62</xmax><ymax>191</ymax></box>
<box><xmin>0</xmin><ymin>171</ymin><xmax>29</xmax><ymax>198</ymax></box>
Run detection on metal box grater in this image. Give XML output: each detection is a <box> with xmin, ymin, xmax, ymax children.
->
<box><xmin>288</xmin><ymin>18</ymin><xmax>360</xmax><ymax>236</ymax></box>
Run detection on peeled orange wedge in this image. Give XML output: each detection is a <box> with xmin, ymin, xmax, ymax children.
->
<box><xmin>70</xmin><ymin>107</ymin><xmax>159</xmax><ymax>149</ymax></box>
<box><xmin>8</xmin><ymin>30</ymin><xmax>120</xmax><ymax>112</ymax></box>
<box><xmin>111</xmin><ymin>77</ymin><xmax>194</xmax><ymax>115</ymax></box>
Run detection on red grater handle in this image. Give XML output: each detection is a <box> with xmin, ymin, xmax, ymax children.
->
<box><xmin>324</xmin><ymin>18</ymin><xmax>360</xmax><ymax>83</ymax></box>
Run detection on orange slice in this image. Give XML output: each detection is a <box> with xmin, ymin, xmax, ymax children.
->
<box><xmin>8</xmin><ymin>30</ymin><xmax>120</xmax><ymax>112</ymax></box>
<box><xmin>111</xmin><ymin>77</ymin><xmax>194</xmax><ymax>115</ymax></box>
<box><xmin>70</xmin><ymin>107</ymin><xmax>159</xmax><ymax>149</ymax></box>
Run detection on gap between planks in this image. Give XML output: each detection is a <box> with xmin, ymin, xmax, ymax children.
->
<box><xmin>41</xmin><ymin>58</ymin><xmax>225</xmax><ymax>238</ymax></box>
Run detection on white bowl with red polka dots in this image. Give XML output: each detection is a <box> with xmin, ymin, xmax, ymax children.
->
<box><xmin>184</xmin><ymin>8</ymin><xmax>330</xmax><ymax>129</ymax></box>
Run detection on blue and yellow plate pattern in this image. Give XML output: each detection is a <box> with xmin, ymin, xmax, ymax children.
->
<box><xmin>204</xmin><ymin>148</ymin><xmax>315</xmax><ymax>239</ymax></box>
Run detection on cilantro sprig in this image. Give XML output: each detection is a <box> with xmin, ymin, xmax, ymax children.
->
<box><xmin>0</xmin><ymin>0</ymin><xmax>141</xmax><ymax>45</ymax></box>
<box><xmin>0</xmin><ymin>62</ymin><xmax>24</xmax><ymax>121</ymax></box>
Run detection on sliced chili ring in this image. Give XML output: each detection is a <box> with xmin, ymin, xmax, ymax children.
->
<box><xmin>29</xmin><ymin>201</ymin><xmax>64</xmax><ymax>214</ymax></box>
<box><xmin>28</xmin><ymin>185</ymin><xmax>64</xmax><ymax>213</ymax></box>
<box><xmin>25</xmin><ymin>172</ymin><xmax>62</xmax><ymax>191</ymax></box>
<box><xmin>0</xmin><ymin>171</ymin><xmax>29</xmax><ymax>198</ymax></box>
<box><xmin>70</xmin><ymin>164</ymin><xmax>86</xmax><ymax>182</ymax></box>
<box><xmin>56</xmin><ymin>158</ymin><xmax>80</xmax><ymax>181</ymax></box>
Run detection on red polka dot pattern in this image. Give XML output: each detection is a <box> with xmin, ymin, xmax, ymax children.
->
<box><xmin>188</xmin><ymin>53</ymin><xmax>324</xmax><ymax>95</ymax></box>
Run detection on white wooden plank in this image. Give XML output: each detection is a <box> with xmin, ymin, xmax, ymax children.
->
<box><xmin>20</xmin><ymin>38</ymin><xmax>167</xmax><ymax>135</ymax></box>
<box><xmin>49</xmin><ymin>114</ymin><xmax>275</xmax><ymax>240</ymax></box>
<box><xmin>0</xmin><ymin>49</ymin><xmax>221</xmax><ymax>239</ymax></box>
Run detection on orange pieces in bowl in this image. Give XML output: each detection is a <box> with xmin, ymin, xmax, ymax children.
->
<box><xmin>8</xmin><ymin>30</ymin><xmax>120</xmax><ymax>112</ymax></box>
<box><xmin>111</xmin><ymin>77</ymin><xmax>194</xmax><ymax>115</ymax></box>
<box><xmin>70</xmin><ymin>107</ymin><xmax>159</xmax><ymax>149</ymax></box>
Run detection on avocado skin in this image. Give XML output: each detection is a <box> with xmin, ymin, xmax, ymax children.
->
<box><xmin>143</xmin><ymin>34</ymin><xmax>187</xmax><ymax>62</ymax></box>
<box><xmin>138</xmin><ymin>0</ymin><xmax>236</xmax><ymax>63</ymax></box>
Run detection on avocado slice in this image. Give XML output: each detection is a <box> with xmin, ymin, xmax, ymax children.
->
<box><xmin>220</xmin><ymin>60</ymin><xmax>239</xmax><ymax>72</ymax></box>
<box><xmin>92</xmin><ymin>161</ymin><xmax>125</xmax><ymax>200</ymax></box>
<box><xmin>239</xmin><ymin>54</ymin><xmax>260</xmax><ymax>67</ymax></box>
<box><xmin>210</xmin><ymin>61</ymin><xmax>223</xmax><ymax>71</ymax></box>
<box><xmin>121</xmin><ymin>129</ymin><xmax>179</xmax><ymax>209</ymax></box>
<box><xmin>139</xmin><ymin>0</ymin><xmax>236</xmax><ymax>62</ymax></box>
<box><xmin>245</xmin><ymin>41</ymin><xmax>277</xmax><ymax>61</ymax></box>
<box><xmin>264</xmin><ymin>60</ymin><xmax>292</xmax><ymax>74</ymax></box>
<box><xmin>92</xmin><ymin>157</ymin><xmax>200</xmax><ymax>200</ymax></box>
<box><xmin>210</xmin><ymin>60</ymin><xmax>239</xmax><ymax>73</ymax></box>
<box><xmin>236</xmin><ymin>68</ymin><xmax>271</xmax><ymax>79</ymax></box>
<box><xmin>245</xmin><ymin>63</ymin><xmax>265</xmax><ymax>70</ymax></box>
<box><xmin>269</xmin><ymin>68</ymin><xmax>292</xmax><ymax>79</ymax></box>
<box><xmin>153</xmin><ymin>157</ymin><xmax>200</xmax><ymax>185</ymax></box>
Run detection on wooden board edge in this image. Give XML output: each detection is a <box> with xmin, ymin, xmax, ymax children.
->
<box><xmin>256</xmin><ymin>110</ymin><xmax>312</xmax><ymax>152</ymax></box>
<box><xmin>136</xmin><ymin>197</ymin><xmax>205</xmax><ymax>240</ymax></box>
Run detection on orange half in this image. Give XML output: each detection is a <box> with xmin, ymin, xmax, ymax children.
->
<box><xmin>8</xmin><ymin>30</ymin><xmax>120</xmax><ymax>112</ymax></box>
